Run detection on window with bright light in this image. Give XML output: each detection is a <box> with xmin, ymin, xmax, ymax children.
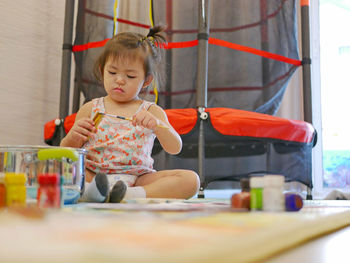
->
<box><xmin>319</xmin><ymin>0</ymin><xmax>350</xmax><ymax>188</ymax></box>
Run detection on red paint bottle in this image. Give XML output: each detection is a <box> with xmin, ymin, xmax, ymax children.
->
<box><xmin>231</xmin><ymin>178</ymin><xmax>250</xmax><ymax>210</ymax></box>
<box><xmin>0</xmin><ymin>174</ymin><xmax>6</xmax><ymax>208</ymax></box>
<box><xmin>37</xmin><ymin>173</ymin><xmax>61</xmax><ymax>208</ymax></box>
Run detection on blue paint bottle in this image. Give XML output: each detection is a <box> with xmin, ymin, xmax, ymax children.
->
<box><xmin>285</xmin><ymin>193</ymin><xmax>303</xmax><ymax>211</ymax></box>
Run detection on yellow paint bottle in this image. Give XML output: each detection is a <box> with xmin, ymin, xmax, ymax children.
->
<box><xmin>5</xmin><ymin>173</ymin><xmax>26</xmax><ymax>206</ymax></box>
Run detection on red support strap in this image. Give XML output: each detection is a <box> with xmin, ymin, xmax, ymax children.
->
<box><xmin>84</xmin><ymin>8</ymin><xmax>151</xmax><ymax>29</ymax></box>
<box><xmin>157</xmin><ymin>40</ymin><xmax>198</xmax><ymax>49</ymax></box>
<box><xmin>209</xmin><ymin>37</ymin><xmax>302</xmax><ymax>66</ymax></box>
<box><xmin>71</xmin><ymin>38</ymin><xmax>301</xmax><ymax>66</ymax></box>
<box><xmin>72</xmin><ymin>38</ymin><xmax>110</xmax><ymax>52</ymax></box>
<box><xmin>116</xmin><ymin>18</ymin><xmax>151</xmax><ymax>29</ymax></box>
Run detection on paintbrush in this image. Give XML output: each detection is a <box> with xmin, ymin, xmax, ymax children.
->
<box><xmin>93</xmin><ymin>112</ymin><xmax>169</xmax><ymax>129</ymax></box>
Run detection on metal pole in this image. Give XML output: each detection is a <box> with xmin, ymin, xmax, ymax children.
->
<box><xmin>165</xmin><ymin>0</ymin><xmax>173</xmax><ymax>110</ymax></box>
<box><xmin>301</xmin><ymin>0</ymin><xmax>312</xmax><ymax>124</ymax></box>
<box><xmin>59</xmin><ymin>0</ymin><xmax>75</xmax><ymax>119</ymax></box>
<box><xmin>196</xmin><ymin>0</ymin><xmax>210</xmax><ymax>198</ymax></box>
<box><xmin>72</xmin><ymin>0</ymin><xmax>85</xmax><ymax>113</ymax></box>
<box><xmin>196</xmin><ymin>0</ymin><xmax>209</xmax><ymax>108</ymax></box>
<box><xmin>301</xmin><ymin>0</ymin><xmax>313</xmax><ymax>199</ymax></box>
<box><xmin>260</xmin><ymin>0</ymin><xmax>271</xmax><ymax>105</ymax></box>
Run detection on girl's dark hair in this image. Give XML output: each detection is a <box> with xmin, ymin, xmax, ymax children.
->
<box><xmin>94</xmin><ymin>26</ymin><xmax>166</xmax><ymax>87</ymax></box>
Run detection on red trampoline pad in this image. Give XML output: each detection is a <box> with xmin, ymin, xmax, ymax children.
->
<box><xmin>45</xmin><ymin>108</ymin><xmax>314</xmax><ymax>144</ymax></box>
<box><xmin>166</xmin><ymin>108</ymin><xmax>314</xmax><ymax>144</ymax></box>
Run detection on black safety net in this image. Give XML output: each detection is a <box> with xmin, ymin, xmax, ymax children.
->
<box><xmin>73</xmin><ymin>0</ymin><xmax>300</xmax><ymax>115</ymax></box>
<box><xmin>56</xmin><ymin>0</ymin><xmax>315</xmax><ymax>190</ymax></box>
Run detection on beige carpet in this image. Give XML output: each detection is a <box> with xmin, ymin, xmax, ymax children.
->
<box><xmin>1</xmin><ymin>199</ymin><xmax>350</xmax><ymax>263</ymax></box>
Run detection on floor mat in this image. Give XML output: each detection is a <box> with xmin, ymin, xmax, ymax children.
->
<box><xmin>1</xmin><ymin>200</ymin><xmax>350</xmax><ymax>263</ymax></box>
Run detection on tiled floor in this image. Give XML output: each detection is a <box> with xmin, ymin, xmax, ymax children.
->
<box><xmin>201</xmin><ymin>189</ymin><xmax>239</xmax><ymax>199</ymax></box>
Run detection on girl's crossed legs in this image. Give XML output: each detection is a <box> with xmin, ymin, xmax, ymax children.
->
<box><xmin>82</xmin><ymin>169</ymin><xmax>200</xmax><ymax>202</ymax></box>
<box><xmin>135</xmin><ymin>169</ymin><xmax>200</xmax><ymax>199</ymax></box>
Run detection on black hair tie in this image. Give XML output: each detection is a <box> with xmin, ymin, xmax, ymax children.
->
<box><xmin>147</xmin><ymin>28</ymin><xmax>157</xmax><ymax>38</ymax></box>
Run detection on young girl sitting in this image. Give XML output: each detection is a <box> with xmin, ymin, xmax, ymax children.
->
<box><xmin>60</xmin><ymin>26</ymin><xmax>200</xmax><ymax>203</ymax></box>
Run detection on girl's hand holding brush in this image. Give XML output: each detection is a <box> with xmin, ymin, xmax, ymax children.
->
<box><xmin>68</xmin><ymin>117</ymin><xmax>96</xmax><ymax>146</ymax></box>
<box><xmin>132</xmin><ymin>109</ymin><xmax>168</xmax><ymax>131</ymax></box>
<box><xmin>93</xmin><ymin>111</ymin><xmax>169</xmax><ymax>130</ymax></box>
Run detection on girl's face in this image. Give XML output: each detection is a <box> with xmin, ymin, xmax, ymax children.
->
<box><xmin>103</xmin><ymin>56</ymin><xmax>152</xmax><ymax>103</ymax></box>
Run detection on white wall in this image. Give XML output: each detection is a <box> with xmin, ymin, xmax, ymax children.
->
<box><xmin>0</xmin><ymin>0</ymin><xmax>65</xmax><ymax>145</ymax></box>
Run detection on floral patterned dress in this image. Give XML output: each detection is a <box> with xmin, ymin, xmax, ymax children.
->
<box><xmin>84</xmin><ymin>97</ymin><xmax>156</xmax><ymax>177</ymax></box>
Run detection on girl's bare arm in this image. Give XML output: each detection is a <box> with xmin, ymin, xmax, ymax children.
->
<box><xmin>133</xmin><ymin>105</ymin><xmax>182</xmax><ymax>155</ymax></box>
<box><xmin>60</xmin><ymin>102</ymin><xmax>95</xmax><ymax>148</ymax></box>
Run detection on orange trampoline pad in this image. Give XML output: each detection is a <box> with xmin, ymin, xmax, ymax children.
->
<box><xmin>165</xmin><ymin>108</ymin><xmax>315</xmax><ymax>144</ymax></box>
<box><xmin>45</xmin><ymin>108</ymin><xmax>314</xmax><ymax>144</ymax></box>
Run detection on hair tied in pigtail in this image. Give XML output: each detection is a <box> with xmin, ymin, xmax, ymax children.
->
<box><xmin>138</xmin><ymin>36</ymin><xmax>147</xmax><ymax>45</ymax></box>
<box><xmin>148</xmin><ymin>27</ymin><xmax>162</xmax><ymax>46</ymax></box>
<box><xmin>139</xmin><ymin>26</ymin><xmax>166</xmax><ymax>48</ymax></box>
<box><xmin>147</xmin><ymin>27</ymin><xmax>157</xmax><ymax>38</ymax></box>
<box><xmin>138</xmin><ymin>27</ymin><xmax>156</xmax><ymax>46</ymax></box>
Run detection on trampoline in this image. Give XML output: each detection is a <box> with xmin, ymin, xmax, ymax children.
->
<box><xmin>45</xmin><ymin>0</ymin><xmax>316</xmax><ymax>198</ymax></box>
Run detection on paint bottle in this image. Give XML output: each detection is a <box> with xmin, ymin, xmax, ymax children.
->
<box><xmin>250</xmin><ymin>177</ymin><xmax>264</xmax><ymax>211</ymax></box>
<box><xmin>231</xmin><ymin>178</ymin><xmax>250</xmax><ymax>209</ymax></box>
<box><xmin>240</xmin><ymin>178</ymin><xmax>250</xmax><ymax>192</ymax></box>
<box><xmin>285</xmin><ymin>193</ymin><xmax>303</xmax><ymax>211</ymax></box>
<box><xmin>4</xmin><ymin>172</ymin><xmax>27</xmax><ymax>206</ymax></box>
<box><xmin>0</xmin><ymin>173</ymin><xmax>6</xmax><ymax>208</ymax></box>
<box><xmin>37</xmin><ymin>173</ymin><xmax>61</xmax><ymax>208</ymax></box>
<box><xmin>263</xmin><ymin>175</ymin><xmax>285</xmax><ymax>212</ymax></box>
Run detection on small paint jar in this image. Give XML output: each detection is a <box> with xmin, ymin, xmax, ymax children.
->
<box><xmin>231</xmin><ymin>178</ymin><xmax>251</xmax><ymax>209</ymax></box>
<box><xmin>4</xmin><ymin>172</ymin><xmax>27</xmax><ymax>206</ymax></box>
<box><xmin>250</xmin><ymin>177</ymin><xmax>264</xmax><ymax>211</ymax></box>
<box><xmin>240</xmin><ymin>178</ymin><xmax>250</xmax><ymax>193</ymax></box>
<box><xmin>231</xmin><ymin>192</ymin><xmax>250</xmax><ymax>209</ymax></box>
<box><xmin>285</xmin><ymin>193</ymin><xmax>303</xmax><ymax>211</ymax></box>
<box><xmin>263</xmin><ymin>175</ymin><xmax>285</xmax><ymax>212</ymax></box>
<box><xmin>37</xmin><ymin>173</ymin><xmax>61</xmax><ymax>208</ymax></box>
<box><xmin>0</xmin><ymin>173</ymin><xmax>6</xmax><ymax>208</ymax></box>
